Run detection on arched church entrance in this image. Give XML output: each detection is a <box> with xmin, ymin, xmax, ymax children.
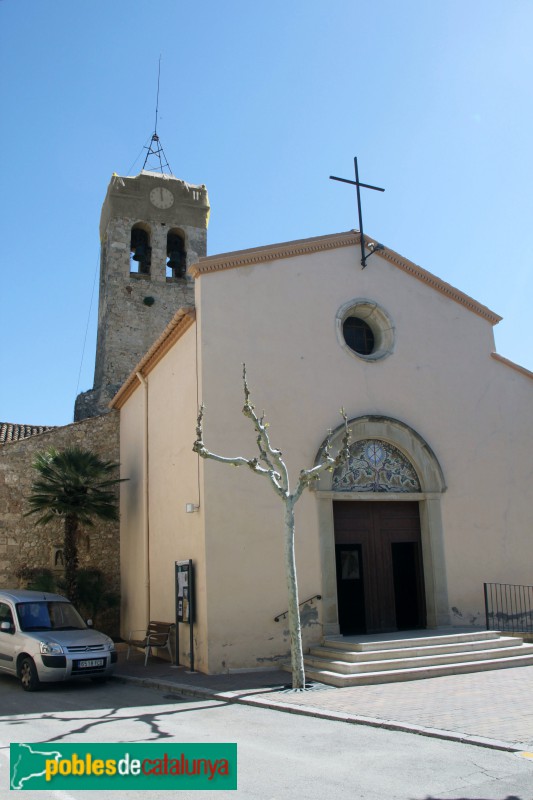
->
<box><xmin>314</xmin><ymin>417</ymin><xmax>449</xmax><ymax>637</ymax></box>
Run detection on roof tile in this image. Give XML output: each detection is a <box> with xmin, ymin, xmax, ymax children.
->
<box><xmin>0</xmin><ymin>422</ymin><xmax>57</xmax><ymax>445</ymax></box>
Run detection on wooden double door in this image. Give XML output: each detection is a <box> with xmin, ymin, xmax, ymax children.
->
<box><xmin>333</xmin><ymin>501</ymin><xmax>426</xmax><ymax>635</ymax></box>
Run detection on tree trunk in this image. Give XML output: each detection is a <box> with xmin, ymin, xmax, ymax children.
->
<box><xmin>284</xmin><ymin>500</ymin><xmax>305</xmax><ymax>688</ymax></box>
<box><xmin>64</xmin><ymin>514</ymin><xmax>79</xmax><ymax>606</ymax></box>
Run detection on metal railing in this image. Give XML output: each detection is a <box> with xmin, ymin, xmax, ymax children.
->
<box><xmin>274</xmin><ymin>594</ymin><xmax>322</xmax><ymax>623</ymax></box>
<box><xmin>484</xmin><ymin>582</ymin><xmax>533</xmax><ymax>633</ymax></box>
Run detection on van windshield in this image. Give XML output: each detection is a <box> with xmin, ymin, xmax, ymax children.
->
<box><xmin>16</xmin><ymin>601</ymin><xmax>87</xmax><ymax>632</ymax></box>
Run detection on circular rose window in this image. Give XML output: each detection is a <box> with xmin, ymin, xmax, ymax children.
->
<box><xmin>336</xmin><ymin>299</ymin><xmax>395</xmax><ymax>362</ymax></box>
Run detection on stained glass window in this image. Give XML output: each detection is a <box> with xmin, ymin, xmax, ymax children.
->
<box><xmin>332</xmin><ymin>439</ymin><xmax>421</xmax><ymax>493</ymax></box>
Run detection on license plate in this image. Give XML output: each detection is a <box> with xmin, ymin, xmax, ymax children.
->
<box><xmin>77</xmin><ymin>659</ymin><xmax>104</xmax><ymax>669</ymax></box>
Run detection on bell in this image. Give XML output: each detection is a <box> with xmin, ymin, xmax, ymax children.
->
<box><xmin>167</xmin><ymin>251</ymin><xmax>186</xmax><ymax>277</ymax></box>
<box><xmin>132</xmin><ymin>243</ymin><xmax>148</xmax><ymax>263</ymax></box>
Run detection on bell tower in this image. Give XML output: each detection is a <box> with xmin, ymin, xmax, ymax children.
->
<box><xmin>74</xmin><ymin>170</ymin><xmax>209</xmax><ymax>420</ymax></box>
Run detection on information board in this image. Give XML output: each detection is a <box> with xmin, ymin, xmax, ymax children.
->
<box><xmin>175</xmin><ymin>559</ymin><xmax>195</xmax><ymax>670</ymax></box>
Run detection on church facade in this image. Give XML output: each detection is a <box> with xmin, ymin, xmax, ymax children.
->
<box><xmin>106</xmin><ymin>188</ymin><xmax>533</xmax><ymax>675</ymax></box>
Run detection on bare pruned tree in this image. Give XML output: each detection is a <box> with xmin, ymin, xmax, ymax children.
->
<box><xmin>193</xmin><ymin>365</ymin><xmax>351</xmax><ymax>689</ymax></box>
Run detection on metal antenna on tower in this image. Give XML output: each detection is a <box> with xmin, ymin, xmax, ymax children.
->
<box><xmin>142</xmin><ymin>56</ymin><xmax>173</xmax><ymax>175</ymax></box>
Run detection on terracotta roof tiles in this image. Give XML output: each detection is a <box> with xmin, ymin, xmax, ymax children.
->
<box><xmin>0</xmin><ymin>422</ymin><xmax>57</xmax><ymax>445</ymax></box>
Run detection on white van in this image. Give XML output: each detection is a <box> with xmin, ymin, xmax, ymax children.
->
<box><xmin>0</xmin><ymin>589</ymin><xmax>117</xmax><ymax>691</ymax></box>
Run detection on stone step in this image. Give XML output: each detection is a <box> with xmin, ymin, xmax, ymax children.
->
<box><xmin>304</xmin><ymin>643</ymin><xmax>533</xmax><ymax>675</ymax></box>
<box><xmin>298</xmin><ymin>651</ymin><xmax>533</xmax><ymax>687</ymax></box>
<box><xmin>322</xmin><ymin>630</ymin><xmax>501</xmax><ymax>653</ymax></box>
<box><xmin>309</xmin><ymin>635</ymin><xmax>519</xmax><ymax>663</ymax></box>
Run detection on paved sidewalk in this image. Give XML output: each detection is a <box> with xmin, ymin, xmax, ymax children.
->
<box><xmin>115</xmin><ymin>652</ymin><xmax>533</xmax><ymax>753</ymax></box>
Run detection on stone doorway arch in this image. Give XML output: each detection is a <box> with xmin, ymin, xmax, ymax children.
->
<box><xmin>313</xmin><ymin>416</ymin><xmax>449</xmax><ymax>635</ymax></box>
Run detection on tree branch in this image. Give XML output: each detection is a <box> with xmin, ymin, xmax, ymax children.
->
<box><xmin>241</xmin><ymin>364</ymin><xmax>289</xmax><ymax>493</ymax></box>
<box><xmin>193</xmin><ymin>382</ymin><xmax>352</xmax><ymax>507</ymax></box>
<box><xmin>193</xmin><ymin>402</ymin><xmax>285</xmax><ymax>494</ymax></box>
<box><xmin>292</xmin><ymin>408</ymin><xmax>351</xmax><ymax>502</ymax></box>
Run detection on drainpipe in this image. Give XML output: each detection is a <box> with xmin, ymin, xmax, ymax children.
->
<box><xmin>136</xmin><ymin>372</ymin><xmax>150</xmax><ymax>623</ymax></box>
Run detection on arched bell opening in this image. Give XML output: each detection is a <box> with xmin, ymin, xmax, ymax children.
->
<box><xmin>166</xmin><ymin>230</ymin><xmax>187</xmax><ymax>279</ymax></box>
<box><xmin>130</xmin><ymin>223</ymin><xmax>152</xmax><ymax>276</ymax></box>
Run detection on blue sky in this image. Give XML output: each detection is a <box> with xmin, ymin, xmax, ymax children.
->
<box><xmin>1</xmin><ymin>0</ymin><xmax>532</xmax><ymax>426</ymax></box>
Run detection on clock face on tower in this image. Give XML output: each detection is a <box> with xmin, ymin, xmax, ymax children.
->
<box><xmin>149</xmin><ymin>187</ymin><xmax>175</xmax><ymax>209</ymax></box>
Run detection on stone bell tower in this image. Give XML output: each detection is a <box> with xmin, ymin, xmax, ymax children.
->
<box><xmin>74</xmin><ymin>171</ymin><xmax>209</xmax><ymax>420</ymax></box>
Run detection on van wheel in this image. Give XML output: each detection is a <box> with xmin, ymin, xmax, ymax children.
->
<box><xmin>19</xmin><ymin>657</ymin><xmax>40</xmax><ymax>692</ymax></box>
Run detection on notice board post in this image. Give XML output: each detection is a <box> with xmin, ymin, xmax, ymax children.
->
<box><xmin>175</xmin><ymin>560</ymin><xmax>195</xmax><ymax>671</ymax></box>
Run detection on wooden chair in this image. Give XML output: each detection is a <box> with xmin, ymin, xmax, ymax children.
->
<box><xmin>126</xmin><ymin>621</ymin><xmax>175</xmax><ymax>666</ymax></box>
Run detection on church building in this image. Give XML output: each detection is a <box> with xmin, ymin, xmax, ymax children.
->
<box><xmin>97</xmin><ymin>170</ymin><xmax>533</xmax><ymax>675</ymax></box>
<box><xmin>3</xmin><ymin>163</ymin><xmax>532</xmax><ymax>678</ymax></box>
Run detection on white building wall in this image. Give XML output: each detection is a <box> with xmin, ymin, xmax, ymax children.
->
<box><xmin>119</xmin><ymin>240</ymin><xmax>533</xmax><ymax>673</ymax></box>
<box><xmin>194</xmin><ymin>244</ymin><xmax>533</xmax><ymax>667</ymax></box>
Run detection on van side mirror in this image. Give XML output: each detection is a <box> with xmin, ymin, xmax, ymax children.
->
<box><xmin>0</xmin><ymin>621</ymin><xmax>13</xmax><ymax>634</ymax></box>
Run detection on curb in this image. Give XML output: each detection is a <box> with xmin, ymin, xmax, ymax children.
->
<box><xmin>114</xmin><ymin>672</ymin><xmax>528</xmax><ymax>754</ymax></box>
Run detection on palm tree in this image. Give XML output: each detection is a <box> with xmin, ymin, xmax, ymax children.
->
<box><xmin>25</xmin><ymin>448</ymin><xmax>124</xmax><ymax>607</ymax></box>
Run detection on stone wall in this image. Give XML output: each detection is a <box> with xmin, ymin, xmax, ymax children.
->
<box><xmin>0</xmin><ymin>412</ymin><xmax>120</xmax><ymax>636</ymax></box>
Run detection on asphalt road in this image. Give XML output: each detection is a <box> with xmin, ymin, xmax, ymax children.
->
<box><xmin>0</xmin><ymin>673</ymin><xmax>532</xmax><ymax>799</ymax></box>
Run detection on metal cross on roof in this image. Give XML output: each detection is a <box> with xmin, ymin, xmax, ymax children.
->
<box><xmin>330</xmin><ymin>157</ymin><xmax>385</xmax><ymax>268</ymax></box>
